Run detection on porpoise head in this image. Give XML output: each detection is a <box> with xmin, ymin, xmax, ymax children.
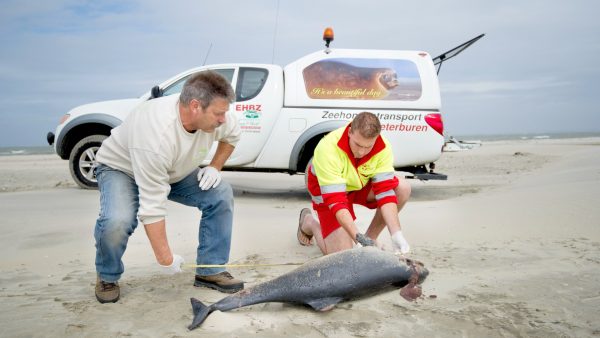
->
<box><xmin>401</xmin><ymin>257</ymin><xmax>429</xmax><ymax>283</ymax></box>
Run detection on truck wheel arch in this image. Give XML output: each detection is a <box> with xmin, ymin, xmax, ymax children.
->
<box><xmin>289</xmin><ymin>120</ymin><xmax>347</xmax><ymax>173</ymax></box>
<box><xmin>56</xmin><ymin>114</ymin><xmax>121</xmax><ymax>159</ymax></box>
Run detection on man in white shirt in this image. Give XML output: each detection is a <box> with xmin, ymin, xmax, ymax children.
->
<box><xmin>93</xmin><ymin>71</ymin><xmax>243</xmax><ymax>303</ymax></box>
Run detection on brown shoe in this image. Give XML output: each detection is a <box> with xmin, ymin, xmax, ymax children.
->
<box><xmin>95</xmin><ymin>276</ymin><xmax>120</xmax><ymax>303</ymax></box>
<box><xmin>194</xmin><ymin>271</ymin><xmax>244</xmax><ymax>293</ymax></box>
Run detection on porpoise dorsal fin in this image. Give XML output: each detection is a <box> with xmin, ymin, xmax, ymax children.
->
<box><xmin>306</xmin><ymin>297</ymin><xmax>344</xmax><ymax>312</ymax></box>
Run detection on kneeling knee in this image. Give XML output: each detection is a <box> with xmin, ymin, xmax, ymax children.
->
<box><xmin>100</xmin><ymin>212</ymin><xmax>136</xmax><ymax>231</ymax></box>
<box><xmin>396</xmin><ymin>179</ymin><xmax>411</xmax><ymax>202</ymax></box>
<box><xmin>215</xmin><ymin>181</ymin><xmax>233</xmax><ymax>199</ymax></box>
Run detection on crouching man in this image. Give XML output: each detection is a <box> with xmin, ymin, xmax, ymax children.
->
<box><xmin>93</xmin><ymin>71</ymin><xmax>243</xmax><ymax>303</ymax></box>
<box><xmin>297</xmin><ymin>112</ymin><xmax>412</xmax><ymax>255</ymax></box>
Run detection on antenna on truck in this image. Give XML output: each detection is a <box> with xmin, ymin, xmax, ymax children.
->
<box><xmin>432</xmin><ymin>33</ymin><xmax>485</xmax><ymax>75</ymax></box>
<box><xmin>202</xmin><ymin>42</ymin><xmax>213</xmax><ymax>66</ymax></box>
<box><xmin>271</xmin><ymin>0</ymin><xmax>280</xmax><ymax>63</ymax></box>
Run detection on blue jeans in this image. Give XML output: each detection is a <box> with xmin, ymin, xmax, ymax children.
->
<box><xmin>94</xmin><ymin>164</ymin><xmax>234</xmax><ymax>282</ymax></box>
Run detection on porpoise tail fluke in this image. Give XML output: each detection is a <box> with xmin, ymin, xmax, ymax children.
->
<box><xmin>188</xmin><ymin>298</ymin><xmax>213</xmax><ymax>330</ymax></box>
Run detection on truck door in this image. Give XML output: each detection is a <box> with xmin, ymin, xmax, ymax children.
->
<box><xmin>225</xmin><ymin>66</ymin><xmax>284</xmax><ymax>166</ymax></box>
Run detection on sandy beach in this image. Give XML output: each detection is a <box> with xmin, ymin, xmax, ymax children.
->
<box><xmin>1</xmin><ymin>137</ymin><xmax>599</xmax><ymax>337</ymax></box>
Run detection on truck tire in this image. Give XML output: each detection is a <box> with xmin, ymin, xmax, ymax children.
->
<box><xmin>68</xmin><ymin>135</ymin><xmax>107</xmax><ymax>189</ymax></box>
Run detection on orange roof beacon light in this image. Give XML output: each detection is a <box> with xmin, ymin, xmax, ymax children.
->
<box><xmin>323</xmin><ymin>27</ymin><xmax>334</xmax><ymax>53</ymax></box>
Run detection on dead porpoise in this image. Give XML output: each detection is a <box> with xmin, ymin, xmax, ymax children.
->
<box><xmin>189</xmin><ymin>247</ymin><xmax>429</xmax><ymax>330</ymax></box>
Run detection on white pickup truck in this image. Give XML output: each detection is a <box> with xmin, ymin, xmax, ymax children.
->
<box><xmin>47</xmin><ymin>32</ymin><xmax>483</xmax><ymax>189</ymax></box>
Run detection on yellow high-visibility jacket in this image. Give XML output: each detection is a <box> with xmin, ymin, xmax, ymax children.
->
<box><xmin>307</xmin><ymin>124</ymin><xmax>399</xmax><ymax>214</ymax></box>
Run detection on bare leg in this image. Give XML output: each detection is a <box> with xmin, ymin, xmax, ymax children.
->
<box><xmin>365</xmin><ymin>207</ymin><xmax>386</xmax><ymax>239</ymax></box>
<box><xmin>365</xmin><ymin>178</ymin><xmax>411</xmax><ymax>239</ymax></box>
<box><xmin>300</xmin><ymin>211</ymin><xmax>353</xmax><ymax>255</ymax></box>
<box><xmin>322</xmin><ymin>227</ymin><xmax>354</xmax><ymax>254</ymax></box>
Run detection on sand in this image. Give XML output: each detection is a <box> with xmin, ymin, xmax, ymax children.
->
<box><xmin>0</xmin><ymin>137</ymin><xmax>599</xmax><ymax>337</ymax></box>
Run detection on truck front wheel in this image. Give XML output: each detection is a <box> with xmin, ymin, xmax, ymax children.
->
<box><xmin>68</xmin><ymin>135</ymin><xmax>107</xmax><ymax>189</ymax></box>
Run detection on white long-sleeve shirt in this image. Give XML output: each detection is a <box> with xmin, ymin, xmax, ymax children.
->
<box><xmin>96</xmin><ymin>94</ymin><xmax>240</xmax><ymax>224</ymax></box>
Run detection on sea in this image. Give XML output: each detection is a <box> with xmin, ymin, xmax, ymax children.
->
<box><xmin>446</xmin><ymin>131</ymin><xmax>600</xmax><ymax>142</ymax></box>
<box><xmin>1</xmin><ymin>132</ymin><xmax>599</xmax><ymax>156</ymax></box>
<box><xmin>0</xmin><ymin>145</ymin><xmax>56</xmax><ymax>156</ymax></box>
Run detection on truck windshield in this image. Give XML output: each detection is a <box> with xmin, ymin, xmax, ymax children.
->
<box><xmin>162</xmin><ymin>68</ymin><xmax>235</xmax><ymax>97</ymax></box>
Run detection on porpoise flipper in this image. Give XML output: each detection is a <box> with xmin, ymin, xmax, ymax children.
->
<box><xmin>306</xmin><ymin>297</ymin><xmax>344</xmax><ymax>311</ymax></box>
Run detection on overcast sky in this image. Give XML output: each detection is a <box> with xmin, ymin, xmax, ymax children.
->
<box><xmin>1</xmin><ymin>0</ymin><xmax>598</xmax><ymax>146</ymax></box>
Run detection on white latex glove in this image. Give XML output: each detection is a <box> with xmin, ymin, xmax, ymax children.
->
<box><xmin>159</xmin><ymin>254</ymin><xmax>185</xmax><ymax>275</ymax></box>
<box><xmin>391</xmin><ymin>231</ymin><xmax>411</xmax><ymax>254</ymax></box>
<box><xmin>197</xmin><ymin>166</ymin><xmax>222</xmax><ymax>190</ymax></box>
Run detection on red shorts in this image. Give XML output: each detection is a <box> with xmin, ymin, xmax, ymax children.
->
<box><xmin>313</xmin><ymin>182</ymin><xmax>378</xmax><ymax>239</ymax></box>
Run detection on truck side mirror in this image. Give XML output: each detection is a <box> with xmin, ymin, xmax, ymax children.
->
<box><xmin>150</xmin><ymin>85</ymin><xmax>163</xmax><ymax>99</ymax></box>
